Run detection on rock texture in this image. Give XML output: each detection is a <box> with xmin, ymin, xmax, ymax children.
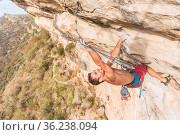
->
<box><xmin>11</xmin><ymin>0</ymin><xmax>180</xmax><ymax>119</ymax></box>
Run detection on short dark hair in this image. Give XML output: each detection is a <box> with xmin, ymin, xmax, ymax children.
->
<box><xmin>88</xmin><ymin>73</ymin><xmax>103</xmax><ymax>85</ymax></box>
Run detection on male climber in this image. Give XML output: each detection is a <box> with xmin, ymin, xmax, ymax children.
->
<box><xmin>81</xmin><ymin>38</ymin><xmax>172</xmax><ymax>100</ymax></box>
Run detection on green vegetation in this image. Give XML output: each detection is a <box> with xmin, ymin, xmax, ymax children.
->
<box><xmin>65</xmin><ymin>42</ymin><xmax>78</xmax><ymax>58</ymax></box>
<box><xmin>43</xmin><ymin>101</ymin><xmax>54</xmax><ymax>115</ymax></box>
<box><xmin>66</xmin><ymin>43</ymin><xmax>75</xmax><ymax>53</ymax></box>
<box><xmin>69</xmin><ymin>93</ymin><xmax>74</xmax><ymax>103</ymax></box>
<box><xmin>23</xmin><ymin>29</ymin><xmax>51</xmax><ymax>61</ymax></box>
<box><xmin>24</xmin><ymin>80</ymin><xmax>32</xmax><ymax>91</ymax></box>
<box><xmin>47</xmin><ymin>43</ymin><xmax>54</xmax><ymax>51</ymax></box>
<box><xmin>39</xmin><ymin>29</ymin><xmax>51</xmax><ymax>41</ymax></box>
<box><xmin>87</xmin><ymin>97</ymin><xmax>94</xmax><ymax>104</ymax></box>
<box><xmin>0</xmin><ymin>57</ymin><xmax>22</xmax><ymax>94</ymax></box>
<box><xmin>55</xmin><ymin>113</ymin><xmax>67</xmax><ymax>120</ymax></box>
<box><xmin>56</xmin><ymin>85</ymin><xmax>66</xmax><ymax>97</ymax></box>
<box><xmin>57</xmin><ymin>44</ymin><xmax>65</xmax><ymax>56</ymax></box>
<box><xmin>2</xmin><ymin>96</ymin><xmax>17</xmax><ymax>119</ymax></box>
<box><xmin>21</xmin><ymin>32</ymin><xmax>30</xmax><ymax>43</ymax></box>
<box><xmin>28</xmin><ymin>24</ymin><xmax>32</xmax><ymax>29</ymax></box>
<box><xmin>20</xmin><ymin>95</ymin><xmax>36</xmax><ymax>110</ymax></box>
<box><xmin>41</xmin><ymin>61</ymin><xmax>50</xmax><ymax>71</ymax></box>
<box><xmin>57</xmin><ymin>48</ymin><xmax>65</xmax><ymax>56</ymax></box>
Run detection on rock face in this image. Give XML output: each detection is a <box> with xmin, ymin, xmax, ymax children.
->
<box><xmin>12</xmin><ymin>0</ymin><xmax>180</xmax><ymax>119</ymax></box>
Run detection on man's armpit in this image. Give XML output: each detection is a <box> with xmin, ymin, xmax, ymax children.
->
<box><xmin>99</xmin><ymin>62</ymin><xmax>114</xmax><ymax>74</ymax></box>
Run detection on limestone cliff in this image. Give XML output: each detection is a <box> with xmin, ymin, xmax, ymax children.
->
<box><xmin>11</xmin><ymin>0</ymin><xmax>180</xmax><ymax>119</ymax></box>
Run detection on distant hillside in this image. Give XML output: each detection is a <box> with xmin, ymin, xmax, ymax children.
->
<box><xmin>0</xmin><ymin>14</ymin><xmax>34</xmax><ymax>72</ymax></box>
<box><xmin>0</xmin><ymin>14</ymin><xmax>37</xmax><ymax>93</ymax></box>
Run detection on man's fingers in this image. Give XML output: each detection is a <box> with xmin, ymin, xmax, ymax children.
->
<box><xmin>80</xmin><ymin>38</ymin><xmax>87</xmax><ymax>45</ymax></box>
<box><xmin>80</xmin><ymin>38</ymin><xmax>84</xmax><ymax>43</ymax></box>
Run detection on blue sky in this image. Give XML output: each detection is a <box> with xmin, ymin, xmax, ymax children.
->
<box><xmin>0</xmin><ymin>0</ymin><xmax>28</xmax><ymax>17</ymax></box>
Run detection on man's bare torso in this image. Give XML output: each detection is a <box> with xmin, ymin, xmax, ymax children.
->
<box><xmin>105</xmin><ymin>68</ymin><xmax>135</xmax><ymax>85</ymax></box>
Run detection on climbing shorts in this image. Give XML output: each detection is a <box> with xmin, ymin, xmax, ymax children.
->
<box><xmin>126</xmin><ymin>65</ymin><xmax>147</xmax><ymax>88</ymax></box>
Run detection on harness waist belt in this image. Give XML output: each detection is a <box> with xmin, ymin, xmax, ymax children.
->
<box><xmin>124</xmin><ymin>71</ymin><xmax>139</xmax><ymax>87</ymax></box>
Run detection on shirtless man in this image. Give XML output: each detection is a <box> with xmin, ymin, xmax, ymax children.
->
<box><xmin>82</xmin><ymin>38</ymin><xmax>171</xmax><ymax>89</ymax></box>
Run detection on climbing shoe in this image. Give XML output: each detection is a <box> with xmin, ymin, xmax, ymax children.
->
<box><xmin>120</xmin><ymin>86</ymin><xmax>131</xmax><ymax>101</ymax></box>
<box><xmin>161</xmin><ymin>75</ymin><xmax>172</xmax><ymax>86</ymax></box>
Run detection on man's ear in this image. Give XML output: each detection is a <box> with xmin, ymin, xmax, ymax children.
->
<box><xmin>99</xmin><ymin>77</ymin><xmax>104</xmax><ymax>82</ymax></box>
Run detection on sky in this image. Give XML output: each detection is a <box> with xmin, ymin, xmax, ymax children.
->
<box><xmin>0</xmin><ymin>0</ymin><xmax>28</xmax><ymax>17</ymax></box>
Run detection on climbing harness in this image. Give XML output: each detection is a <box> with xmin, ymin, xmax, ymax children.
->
<box><xmin>122</xmin><ymin>66</ymin><xmax>146</xmax><ymax>99</ymax></box>
<box><xmin>75</xmin><ymin>0</ymin><xmax>134</xmax><ymax>71</ymax></box>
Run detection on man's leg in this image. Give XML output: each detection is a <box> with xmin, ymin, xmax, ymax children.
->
<box><xmin>146</xmin><ymin>66</ymin><xmax>166</xmax><ymax>82</ymax></box>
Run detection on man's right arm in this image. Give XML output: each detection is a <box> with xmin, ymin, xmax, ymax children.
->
<box><xmin>80</xmin><ymin>38</ymin><xmax>103</xmax><ymax>68</ymax></box>
<box><xmin>86</xmin><ymin>47</ymin><xmax>114</xmax><ymax>76</ymax></box>
<box><xmin>81</xmin><ymin>39</ymin><xmax>115</xmax><ymax>81</ymax></box>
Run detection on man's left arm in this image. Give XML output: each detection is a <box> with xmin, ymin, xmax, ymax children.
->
<box><xmin>106</xmin><ymin>38</ymin><xmax>124</xmax><ymax>67</ymax></box>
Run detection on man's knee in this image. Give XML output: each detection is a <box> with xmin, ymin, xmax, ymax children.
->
<box><xmin>146</xmin><ymin>65</ymin><xmax>151</xmax><ymax>71</ymax></box>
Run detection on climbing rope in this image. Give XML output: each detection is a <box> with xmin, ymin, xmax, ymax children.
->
<box><xmin>75</xmin><ymin>0</ymin><xmax>81</xmax><ymax>38</ymax></box>
<box><xmin>75</xmin><ymin>0</ymin><xmax>134</xmax><ymax>71</ymax></box>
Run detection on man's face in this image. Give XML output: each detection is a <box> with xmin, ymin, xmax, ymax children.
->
<box><xmin>91</xmin><ymin>68</ymin><xmax>104</xmax><ymax>80</ymax></box>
